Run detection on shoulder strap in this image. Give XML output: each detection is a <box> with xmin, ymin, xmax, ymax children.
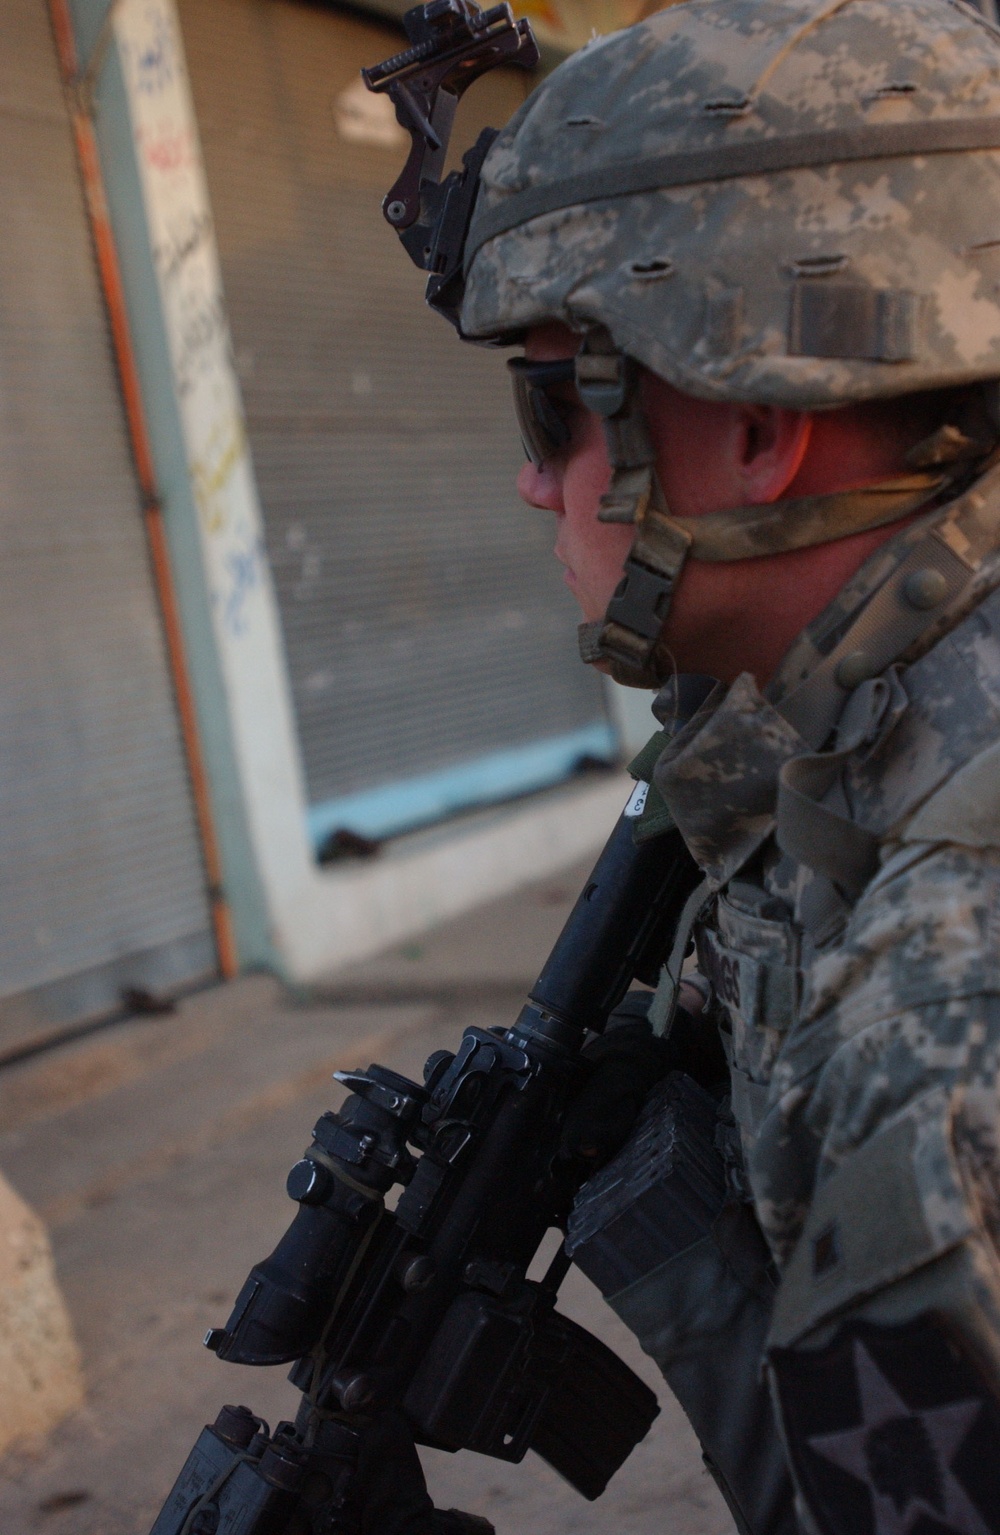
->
<box><xmin>777</xmin><ymin>460</ymin><xmax>1000</xmax><ymax>751</ymax></box>
<box><xmin>772</xmin><ymin>462</ymin><xmax>1000</xmax><ymax>899</ymax></box>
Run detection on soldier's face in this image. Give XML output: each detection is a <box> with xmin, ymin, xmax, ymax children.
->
<box><xmin>514</xmin><ymin>325</ymin><xmax>633</xmax><ymax>625</ymax></box>
<box><xmin>514</xmin><ymin>323</ymin><xmax>765</xmax><ymax>629</ymax></box>
<box><xmin>514</xmin><ymin>322</ymin><xmax>920</xmax><ymax>685</ymax></box>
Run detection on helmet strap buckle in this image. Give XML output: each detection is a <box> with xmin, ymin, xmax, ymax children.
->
<box><xmin>573</xmin><ymin>331</ymin><xmax>694</xmax><ymax>685</ymax></box>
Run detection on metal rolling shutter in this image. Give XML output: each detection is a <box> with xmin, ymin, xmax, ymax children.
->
<box><xmin>0</xmin><ymin>0</ymin><xmax>214</xmax><ymax>1049</ymax></box>
<box><xmin>180</xmin><ymin>0</ymin><xmax>612</xmax><ymax>846</ymax></box>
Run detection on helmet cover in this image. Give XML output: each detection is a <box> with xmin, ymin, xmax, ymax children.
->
<box><xmin>461</xmin><ymin>0</ymin><xmax>1000</xmax><ymax>408</ymax></box>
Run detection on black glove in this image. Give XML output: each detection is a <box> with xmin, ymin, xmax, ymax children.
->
<box><xmin>559</xmin><ymin>990</ymin><xmax>727</xmax><ymax>1169</ymax></box>
<box><xmin>349</xmin><ymin>1411</ymin><xmax>493</xmax><ymax>1535</ymax></box>
<box><xmin>349</xmin><ymin>1410</ymin><xmax>434</xmax><ymax>1535</ymax></box>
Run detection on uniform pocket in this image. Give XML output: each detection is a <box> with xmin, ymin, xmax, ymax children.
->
<box><xmin>700</xmin><ymin>920</ymin><xmax>799</xmax><ymax>1082</ymax></box>
<box><xmin>608</xmin><ymin>1231</ymin><xmax>753</xmax><ymax>1364</ymax></box>
<box><xmin>768</xmin><ymin>1086</ymin><xmax>974</xmax><ymax>1348</ymax></box>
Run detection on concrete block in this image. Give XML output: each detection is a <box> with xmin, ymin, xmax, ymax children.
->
<box><xmin>0</xmin><ymin>1172</ymin><xmax>83</xmax><ymax>1455</ymax></box>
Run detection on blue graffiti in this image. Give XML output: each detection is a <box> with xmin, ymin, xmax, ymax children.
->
<box><xmin>221</xmin><ymin>538</ymin><xmax>262</xmax><ymax>638</ymax></box>
<box><xmin>131</xmin><ymin>6</ymin><xmax>175</xmax><ymax>95</ymax></box>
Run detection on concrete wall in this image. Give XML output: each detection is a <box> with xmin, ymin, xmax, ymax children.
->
<box><xmin>606</xmin><ymin>681</ymin><xmax>659</xmax><ymax>758</ymax></box>
<box><xmin>68</xmin><ymin>0</ymin><xmax>629</xmax><ymax>986</ymax></box>
<box><xmin>0</xmin><ymin>1172</ymin><xmax>83</xmax><ymax>1456</ymax></box>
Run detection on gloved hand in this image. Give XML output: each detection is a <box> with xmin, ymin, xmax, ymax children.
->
<box><xmin>349</xmin><ymin>1411</ymin><xmax>493</xmax><ymax>1535</ymax></box>
<box><xmin>349</xmin><ymin>1409</ymin><xmax>434</xmax><ymax>1535</ymax></box>
<box><xmin>558</xmin><ymin>987</ymin><xmax>726</xmax><ymax>1168</ymax></box>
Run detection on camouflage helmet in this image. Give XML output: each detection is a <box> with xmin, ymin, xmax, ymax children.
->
<box><xmin>461</xmin><ymin>0</ymin><xmax>1000</xmax><ymax>408</ymax></box>
<box><xmin>457</xmin><ymin>0</ymin><xmax>1000</xmax><ymax>685</ymax></box>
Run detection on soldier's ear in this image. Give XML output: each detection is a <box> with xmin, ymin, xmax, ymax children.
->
<box><xmin>737</xmin><ymin>405</ymin><xmax>813</xmax><ymax>505</ymax></box>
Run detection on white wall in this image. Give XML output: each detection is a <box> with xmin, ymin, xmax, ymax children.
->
<box><xmin>96</xmin><ymin>0</ymin><xmax>627</xmax><ymax>980</ymax></box>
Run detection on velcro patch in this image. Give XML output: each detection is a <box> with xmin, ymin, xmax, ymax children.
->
<box><xmin>789</xmin><ymin>283</ymin><xmax>919</xmax><ymax>362</ymax></box>
<box><xmin>770</xmin><ymin>1317</ymin><xmax>1000</xmax><ymax>1534</ymax></box>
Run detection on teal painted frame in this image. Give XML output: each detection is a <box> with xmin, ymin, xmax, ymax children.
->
<box><xmin>65</xmin><ymin>0</ymin><xmax>275</xmax><ymax>967</ymax></box>
<box><xmin>308</xmin><ymin>722</ymin><xmax>618</xmax><ymax>849</ymax></box>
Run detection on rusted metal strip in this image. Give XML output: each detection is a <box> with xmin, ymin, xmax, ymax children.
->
<box><xmin>47</xmin><ymin>0</ymin><xmax>238</xmax><ymax>979</ymax></box>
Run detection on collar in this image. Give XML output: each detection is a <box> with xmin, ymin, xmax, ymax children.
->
<box><xmin>653</xmin><ymin>457</ymin><xmax>1000</xmax><ymax>888</ymax></box>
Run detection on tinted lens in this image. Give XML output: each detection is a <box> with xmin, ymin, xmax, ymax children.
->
<box><xmin>507</xmin><ymin>357</ymin><xmax>576</xmax><ymax>466</ymax></box>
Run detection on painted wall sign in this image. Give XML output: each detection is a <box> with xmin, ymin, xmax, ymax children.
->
<box><xmin>514</xmin><ymin>0</ymin><xmax>677</xmax><ymax>54</ymax></box>
<box><xmin>335</xmin><ymin>76</ymin><xmax>407</xmax><ymax>148</ymax></box>
<box><xmin>347</xmin><ymin>0</ymin><xmax>681</xmax><ymax>59</ymax></box>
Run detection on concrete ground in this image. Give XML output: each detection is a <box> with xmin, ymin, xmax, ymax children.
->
<box><xmin>0</xmin><ymin>864</ymin><xmax>732</xmax><ymax>1535</ymax></box>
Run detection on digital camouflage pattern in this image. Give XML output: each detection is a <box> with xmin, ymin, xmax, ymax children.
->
<box><xmin>639</xmin><ymin>477</ymin><xmax>1000</xmax><ymax>1530</ymax></box>
<box><xmin>644</xmin><ymin>476</ymin><xmax>1000</xmax><ymax>1357</ymax></box>
<box><xmin>453</xmin><ymin>0</ymin><xmax>1000</xmax><ymax>1521</ymax></box>
<box><xmin>461</xmin><ymin>0</ymin><xmax>1000</xmax><ymax>408</ymax></box>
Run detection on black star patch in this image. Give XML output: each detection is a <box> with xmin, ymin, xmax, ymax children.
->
<box><xmin>770</xmin><ymin>1316</ymin><xmax>1000</xmax><ymax>1535</ymax></box>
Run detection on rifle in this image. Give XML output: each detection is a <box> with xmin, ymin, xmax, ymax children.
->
<box><xmin>147</xmin><ymin>765</ymin><xmax>708</xmax><ymax>1534</ymax></box>
<box><xmin>146</xmin><ymin>10</ymin><xmax>709</xmax><ymax>1526</ymax></box>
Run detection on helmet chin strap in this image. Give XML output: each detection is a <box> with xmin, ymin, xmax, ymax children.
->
<box><xmin>574</xmin><ymin>331</ymin><xmax>985</xmax><ymax>689</ymax></box>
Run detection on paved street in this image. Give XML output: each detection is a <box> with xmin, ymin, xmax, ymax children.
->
<box><xmin>0</xmin><ymin>864</ymin><xmax>732</xmax><ymax>1535</ymax></box>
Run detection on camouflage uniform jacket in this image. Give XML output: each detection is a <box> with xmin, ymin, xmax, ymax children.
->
<box><xmin>638</xmin><ymin>456</ymin><xmax>1000</xmax><ymax>1373</ymax></box>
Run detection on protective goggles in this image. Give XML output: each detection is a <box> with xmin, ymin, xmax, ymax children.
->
<box><xmin>507</xmin><ymin>357</ymin><xmax>577</xmax><ymax>467</ymax></box>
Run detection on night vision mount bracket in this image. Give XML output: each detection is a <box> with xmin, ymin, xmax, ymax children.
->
<box><xmin>362</xmin><ymin>0</ymin><xmax>539</xmax><ymax>328</ymax></box>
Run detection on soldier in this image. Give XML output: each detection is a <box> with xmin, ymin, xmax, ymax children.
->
<box><xmin>368</xmin><ymin>0</ymin><xmax>1000</xmax><ymax>1530</ymax></box>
